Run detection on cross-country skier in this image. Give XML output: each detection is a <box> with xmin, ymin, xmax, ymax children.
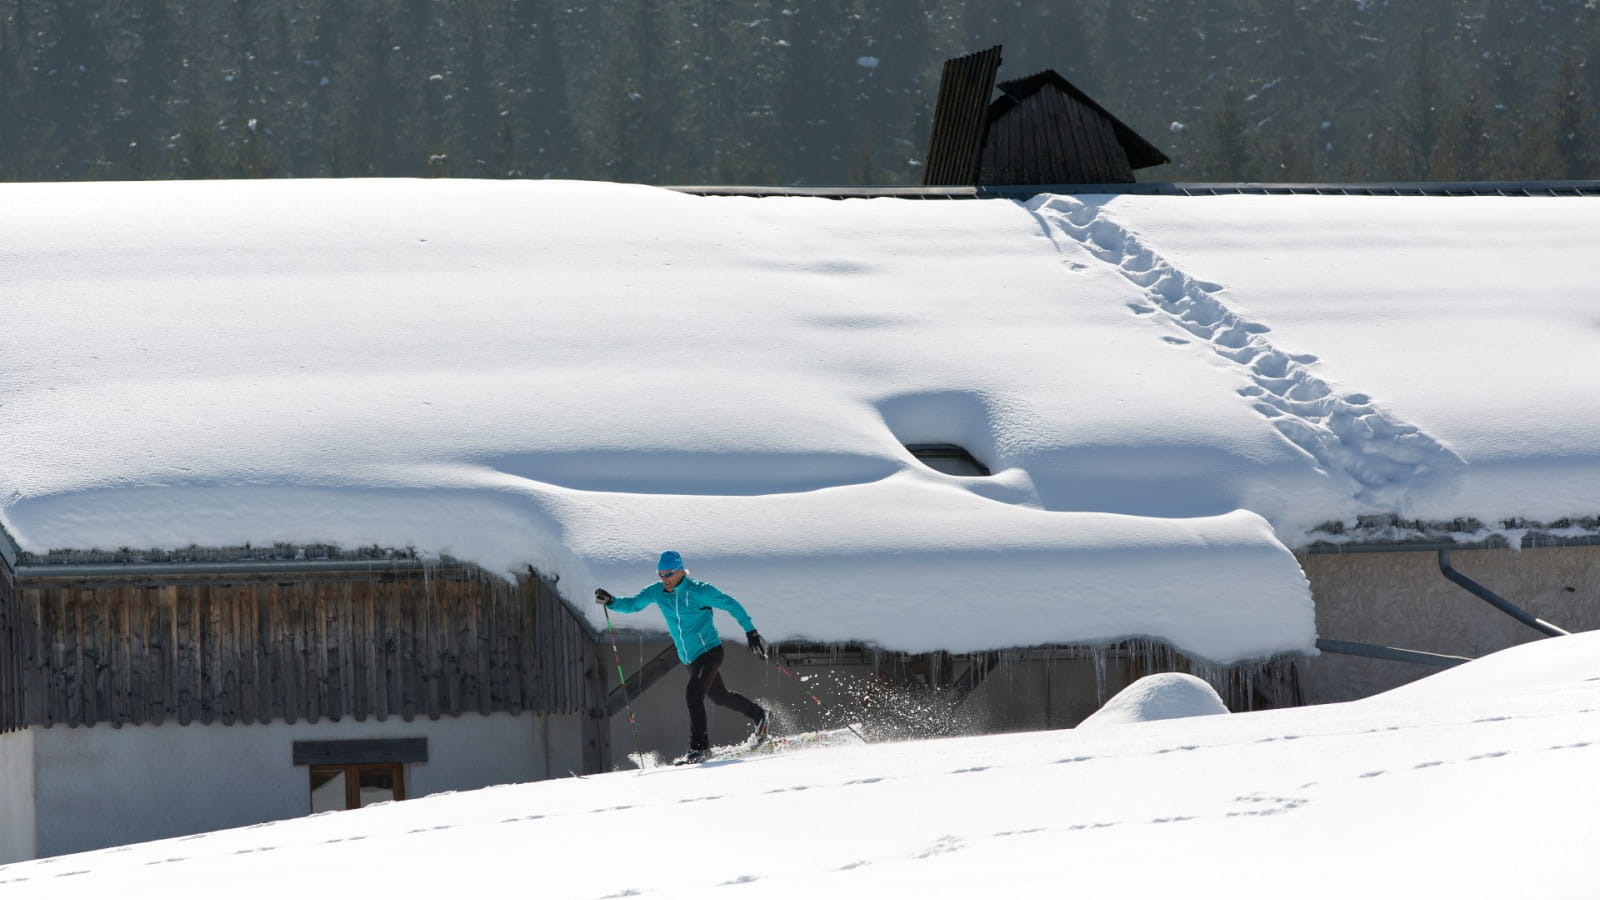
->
<box><xmin>595</xmin><ymin>550</ymin><xmax>770</xmax><ymax>763</ymax></box>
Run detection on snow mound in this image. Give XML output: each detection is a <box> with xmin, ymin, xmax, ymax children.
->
<box><xmin>1076</xmin><ymin>672</ymin><xmax>1230</xmax><ymax>728</ymax></box>
<box><xmin>1370</xmin><ymin>631</ymin><xmax>1600</xmax><ymax>702</ymax></box>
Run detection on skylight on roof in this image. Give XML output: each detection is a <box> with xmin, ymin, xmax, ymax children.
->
<box><xmin>905</xmin><ymin>443</ymin><xmax>991</xmax><ymax>477</ymax></box>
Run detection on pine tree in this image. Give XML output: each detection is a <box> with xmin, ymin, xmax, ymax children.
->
<box><xmin>1198</xmin><ymin>79</ymin><xmax>1257</xmax><ymax>181</ymax></box>
<box><xmin>1429</xmin><ymin>87</ymin><xmax>1488</xmax><ymax>181</ymax></box>
<box><xmin>1552</xmin><ymin>54</ymin><xmax>1596</xmax><ymax>179</ymax></box>
<box><xmin>1396</xmin><ymin>27</ymin><xmax>1444</xmax><ymax>179</ymax></box>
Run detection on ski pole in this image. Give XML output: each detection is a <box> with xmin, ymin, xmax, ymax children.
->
<box><xmin>766</xmin><ymin>652</ymin><xmax>869</xmax><ymax>744</ymax></box>
<box><xmin>602</xmin><ymin>606</ymin><xmax>645</xmax><ymax>769</ymax></box>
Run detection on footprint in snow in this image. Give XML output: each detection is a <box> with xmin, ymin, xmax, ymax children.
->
<box><xmin>915</xmin><ymin>835</ymin><xmax>964</xmax><ymax>858</ymax></box>
<box><xmin>1029</xmin><ymin>194</ymin><xmax>1466</xmax><ymax>508</ymax></box>
<box><xmin>1228</xmin><ymin>794</ymin><xmax>1310</xmax><ymax>817</ymax></box>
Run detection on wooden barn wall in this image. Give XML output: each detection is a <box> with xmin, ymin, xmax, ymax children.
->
<box><xmin>1</xmin><ymin>558</ymin><xmax>20</xmax><ymax>733</ymax></box>
<box><xmin>921</xmin><ymin>45</ymin><xmax>1003</xmax><ymax>186</ymax></box>
<box><xmin>1</xmin><ymin>566</ymin><xmax>591</xmax><ymax>731</ymax></box>
<box><xmin>979</xmin><ymin>88</ymin><xmax>1133</xmax><ymax>186</ymax></box>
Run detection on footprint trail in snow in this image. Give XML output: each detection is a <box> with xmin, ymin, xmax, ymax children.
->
<box><xmin>1028</xmin><ymin>194</ymin><xmax>1465</xmax><ymax>510</ymax></box>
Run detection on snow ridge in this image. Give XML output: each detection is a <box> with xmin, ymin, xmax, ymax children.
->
<box><xmin>1028</xmin><ymin>194</ymin><xmax>1465</xmax><ymax>510</ymax></box>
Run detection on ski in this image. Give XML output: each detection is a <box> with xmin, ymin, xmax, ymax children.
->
<box><xmin>670</xmin><ymin>726</ymin><xmax>862</xmax><ymax>766</ymax></box>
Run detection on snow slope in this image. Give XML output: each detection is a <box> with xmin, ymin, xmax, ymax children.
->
<box><xmin>5</xmin><ymin>179</ymin><xmax>1599</xmax><ymax>660</ymax></box>
<box><xmin>2</xmin><ymin>630</ymin><xmax>1595</xmax><ymax>898</ymax></box>
<box><xmin>1095</xmin><ymin>192</ymin><xmax>1600</xmax><ymax>533</ymax></box>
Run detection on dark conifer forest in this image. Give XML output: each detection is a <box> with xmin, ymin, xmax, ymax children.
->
<box><xmin>2</xmin><ymin>0</ymin><xmax>1596</xmax><ymax>184</ymax></box>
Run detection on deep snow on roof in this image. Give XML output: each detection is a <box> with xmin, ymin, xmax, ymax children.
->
<box><xmin>5</xmin><ymin>180</ymin><xmax>1598</xmax><ymax>662</ymax></box>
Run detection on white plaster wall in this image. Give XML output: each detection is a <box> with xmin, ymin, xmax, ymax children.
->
<box><xmin>0</xmin><ymin>729</ymin><xmax>37</xmax><ymax>864</ymax></box>
<box><xmin>30</xmin><ymin>710</ymin><xmax>582</xmax><ymax>860</ymax></box>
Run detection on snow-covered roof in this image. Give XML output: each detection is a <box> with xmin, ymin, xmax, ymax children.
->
<box><xmin>6</xmin><ymin>180</ymin><xmax>1598</xmax><ymax>663</ymax></box>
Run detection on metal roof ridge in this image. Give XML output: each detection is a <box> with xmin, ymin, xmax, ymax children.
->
<box><xmin>666</xmin><ymin>181</ymin><xmax>1600</xmax><ymax>199</ymax></box>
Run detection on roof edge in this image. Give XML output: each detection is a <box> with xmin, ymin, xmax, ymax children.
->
<box><xmin>0</xmin><ymin>520</ymin><xmax>19</xmax><ymax>573</ymax></box>
<box><xmin>667</xmin><ymin>181</ymin><xmax>1600</xmax><ymax>199</ymax></box>
<box><xmin>1298</xmin><ymin>513</ymin><xmax>1600</xmax><ymax>554</ymax></box>
<box><xmin>14</xmin><ymin>558</ymin><xmax>450</xmax><ymax>579</ymax></box>
<box><xmin>14</xmin><ymin>540</ymin><xmax>440</xmax><ymax>571</ymax></box>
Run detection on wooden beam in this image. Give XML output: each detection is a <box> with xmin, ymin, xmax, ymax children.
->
<box><xmin>580</xmin><ymin>639</ymin><xmax>612</xmax><ymax>775</ymax></box>
<box><xmin>605</xmin><ymin>645</ymin><xmax>680</xmax><ymax>718</ymax></box>
<box><xmin>293</xmin><ymin>738</ymin><xmax>428</xmax><ymax>765</ymax></box>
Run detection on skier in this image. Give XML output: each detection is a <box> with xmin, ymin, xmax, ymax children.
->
<box><xmin>595</xmin><ymin>550</ymin><xmax>771</xmax><ymax>763</ymax></box>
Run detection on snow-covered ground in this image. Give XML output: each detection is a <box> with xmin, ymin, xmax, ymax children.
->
<box><xmin>2</xmin><ymin>630</ymin><xmax>1595</xmax><ymax>897</ymax></box>
<box><xmin>7</xmin><ymin>179</ymin><xmax>1600</xmax><ymax>664</ymax></box>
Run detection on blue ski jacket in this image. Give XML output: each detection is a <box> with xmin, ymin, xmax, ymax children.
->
<box><xmin>607</xmin><ymin>578</ymin><xmax>757</xmax><ymax>665</ymax></box>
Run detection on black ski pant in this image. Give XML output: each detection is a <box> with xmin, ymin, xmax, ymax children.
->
<box><xmin>684</xmin><ymin>644</ymin><xmax>763</xmax><ymax>751</ymax></box>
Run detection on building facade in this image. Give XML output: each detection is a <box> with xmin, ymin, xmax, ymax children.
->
<box><xmin>0</xmin><ymin>557</ymin><xmax>599</xmax><ymax>863</ymax></box>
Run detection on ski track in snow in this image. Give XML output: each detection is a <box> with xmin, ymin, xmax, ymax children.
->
<box><xmin>5</xmin><ymin>704</ymin><xmax>1586</xmax><ymax>890</ymax></box>
<box><xmin>1028</xmin><ymin>195</ymin><xmax>1466</xmax><ymax>509</ymax></box>
<box><xmin>3</xmin><ymin>685</ymin><xmax>1587</xmax><ymax>890</ymax></box>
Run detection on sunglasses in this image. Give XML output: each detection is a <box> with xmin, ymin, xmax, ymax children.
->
<box><xmin>657</xmin><ymin>570</ymin><xmax>680</xmax><ymax>579</ymax></box>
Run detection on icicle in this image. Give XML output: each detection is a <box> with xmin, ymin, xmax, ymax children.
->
<box><xmin>1091</xmin><ymin>647</ymin><xmax>1107</xmax><ymax>705</ymax></box>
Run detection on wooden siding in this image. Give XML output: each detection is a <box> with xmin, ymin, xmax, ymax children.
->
<box><xmin>0</xmin><ymin>565</ymin><xmax>591</xmax><ymax>732</ymax></box>
<box><xmin>923</xmin><ymin>45</ymin><xmax>1170</xmax><ymax>188</ymax></box>
<box><xmin>922</xmin><ymin>45</ymin><xmax>1003</xmax><ymax>186</ymax></box>
<box><xmin>0</xmin><ymin>558</ymin><xmax>19</xmax><ymax>733</ymax></box>
<box><xmin>980</xmin><ymin>82</ymin><xmax>1135</xmax><ymax>185</ymax></box>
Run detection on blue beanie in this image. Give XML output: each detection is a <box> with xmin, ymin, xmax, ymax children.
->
<box><xmin>657</xmin><ymin>550</ymin><xmax>684</xmax><ymax>572</ymax></box>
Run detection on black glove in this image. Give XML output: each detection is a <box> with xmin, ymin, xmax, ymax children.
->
<box><xmin>746</xmin><ymin>629</ymin><xmax>768</xmax><ymax>659</ymax></box>
<box><xmin>595</xmin><ymin>588</ymin><xmax>614</xmax><ymax>606</ymax></box>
